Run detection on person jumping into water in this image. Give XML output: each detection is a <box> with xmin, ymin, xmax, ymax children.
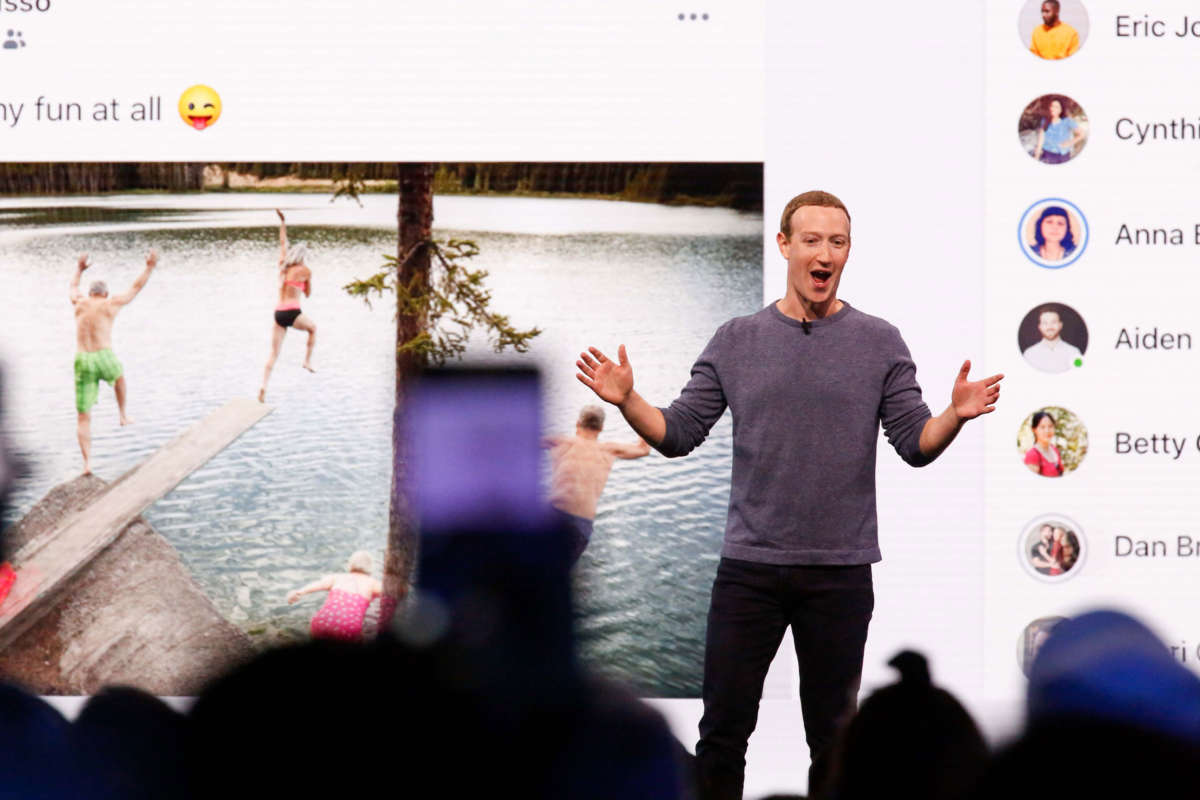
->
<box><xmin>69</xmin><ymin>250</ymin><xmax>157</xmax><ymax>475</ymax></box>
<box><xmin>543</xmin><ymin>404</ymin><xmax>650</xmax><ymax>563</ymax></box>
<box><xmin>259</xmin><ymin>209</ymin><xmax>316</xmax><ymax>403</ymax></box>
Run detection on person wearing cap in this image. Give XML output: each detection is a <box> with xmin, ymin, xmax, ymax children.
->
<box><xmin>978</xmin><ymin>610</ymin><xmax>1200</xmax><ymax>799</ymax></box>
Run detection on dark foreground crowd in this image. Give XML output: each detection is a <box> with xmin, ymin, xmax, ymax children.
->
<box><xmin>2</xmin><ymin>605</ymin><xmax>1198</xmax><ymax>800</ymax></box>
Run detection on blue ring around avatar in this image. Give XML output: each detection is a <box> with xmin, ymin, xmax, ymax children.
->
<box><xmin>1019</xmin><ymin>197</ymin><xmax>1089</xmax><ymax>270</ymax></box>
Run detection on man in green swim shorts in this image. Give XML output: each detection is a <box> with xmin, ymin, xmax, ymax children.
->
<box><xmin>69</xmin><ymin>250</ymin><xmax>158</xmax><ymax>474</ymax></box>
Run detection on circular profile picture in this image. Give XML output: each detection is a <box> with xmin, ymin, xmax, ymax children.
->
<box><xmin>1018</xmin><ymin>1</ymin><xmax>1090</xmax><ymax>61</ymax></box>
<box><xmin>1018</xmin><ymin>94</ymin><xmax>1089</xmax><ymax>164</ymax></box>
<box><xmin>1020</xmin><ymin>515</ymin><xmax>1086</xmax><ymax>582</ymax></box>
<box><xmin>1017</xmin><ymin>406</ymin><xmax>1088</xmax><ymax>478</ymax></box>
<box><xmin>1019</xmin><ymin>616</ymin><xmax>1068</xmax><ymax>677</ymax></box>
<box><xmin>1018</xmin><ymin>302</ymin><xmax>1088</xmax><ymax>373</ymax></box>
<box><xmin>1019</xmin><ymin>199</ymin><xmax>1089</xmax><ymax>268</ymax></box>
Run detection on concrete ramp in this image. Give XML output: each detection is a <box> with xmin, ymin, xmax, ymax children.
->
<box><xmin>0</xmin><ymin>397</ymin><xmax>272</xmax><ymax>652</ymax></box>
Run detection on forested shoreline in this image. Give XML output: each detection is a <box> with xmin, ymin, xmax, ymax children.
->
<box><xmin>0</xmin><ymin>163</ymin><xmax>762</xmax><ymax>210</ymax></box>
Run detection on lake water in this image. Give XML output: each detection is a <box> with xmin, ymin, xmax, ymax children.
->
<box><xmin>0</xmin><ymin>192</ymin><xmax>761</xmax><ymax>696</ymax></box>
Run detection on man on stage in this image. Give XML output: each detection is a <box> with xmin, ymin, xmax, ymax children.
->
<box><xmin>576</xmin><ymin>191</ymin><xmax>1001</xmax><ymax>799</ymax></box>
<box><xmin>70</xmin><ymin>250</ymin><xmax>158</xmax><ymax>474</ymax></box>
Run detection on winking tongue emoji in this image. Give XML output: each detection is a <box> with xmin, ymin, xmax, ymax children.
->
<box><xmin>178</xmin><ymin>85</ymin><xmax>222</xmax><ymax>130</ymax></box>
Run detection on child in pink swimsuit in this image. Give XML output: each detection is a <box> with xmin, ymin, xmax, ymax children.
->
<box><xmin>287</xmin><ymin>551</ymin><xmax>383</xmax><ymax>642</ymax></box>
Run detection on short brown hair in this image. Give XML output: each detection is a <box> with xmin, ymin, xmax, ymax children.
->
<box><xmin>779</xmin><ymin>191</ymin><xmax>850</xmax><ymax>237</ymax></box>
<box><xmin>577</xmin><ymin>405</ymin><xmax>605</xmax><ymax>432</ymax></box>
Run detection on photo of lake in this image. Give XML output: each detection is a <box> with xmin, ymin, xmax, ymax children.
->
<box><xmin>0</xmin><ymin>164</ymin><xmax>761</xmax><ymax>695</ymax></box>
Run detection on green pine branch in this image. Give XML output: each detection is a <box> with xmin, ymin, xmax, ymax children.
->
<box><xmin>343</xmin><ymin>238</ymin><xmax>541</xmax><ymax>365</ymax></box>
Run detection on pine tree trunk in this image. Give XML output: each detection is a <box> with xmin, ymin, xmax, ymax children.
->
<box><xmin>379</xmin><ymin>163</ymin><xmax>434</xmax><ymax>627</ymax></box>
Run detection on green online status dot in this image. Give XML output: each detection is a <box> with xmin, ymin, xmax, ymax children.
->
<box><xmin>1074</xmin><ymin>358</ymin><xmax>1083</xmax><ymax>367</ymax></box>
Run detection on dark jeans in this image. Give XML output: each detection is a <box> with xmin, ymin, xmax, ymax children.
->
<box><xmin>694</xmin><ymin>558</ymin><xmax>874</xmax><ymax>800</ymax></box>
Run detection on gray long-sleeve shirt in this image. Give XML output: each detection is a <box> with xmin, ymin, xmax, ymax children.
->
<box><xmin>657</xmin><ymin>301</ymin><xmax>932</xmax><ymax>565</ymax></box>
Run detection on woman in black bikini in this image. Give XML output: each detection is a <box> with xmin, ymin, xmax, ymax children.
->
<box><xmin>258</xmin><ymin>209</ymin><xmax>317</xmax><ymax>403</ymax></box>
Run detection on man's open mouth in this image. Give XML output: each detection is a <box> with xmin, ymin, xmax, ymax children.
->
<box><xmin>188</xmin><ymin>115</ymin><xmax>213</xmax><ymax>130</ymax></box>
<box><xmin>811</xmin><ymin>269</ymin><xmax>832</xmax><ymax>284</ymax></box>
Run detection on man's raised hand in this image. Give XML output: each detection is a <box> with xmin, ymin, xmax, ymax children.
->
<box><xmin>577</xmin><ymin>345</ymin><xmax>634</xmax><ymax>406</ymax></box>
<box><xmin>76</xmin><ymin>254</ymin><xmax>91</xmax><ymax>272</ymax></box>
<box><xmin>145</xmin><ymin>249</ymin><xmax>158</xmax><ymax>269</ymax></box>
<box><xmin>951</xmin><ymin>360</ymin><xmax>1003</xmax><ymax>420</ymax></box>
